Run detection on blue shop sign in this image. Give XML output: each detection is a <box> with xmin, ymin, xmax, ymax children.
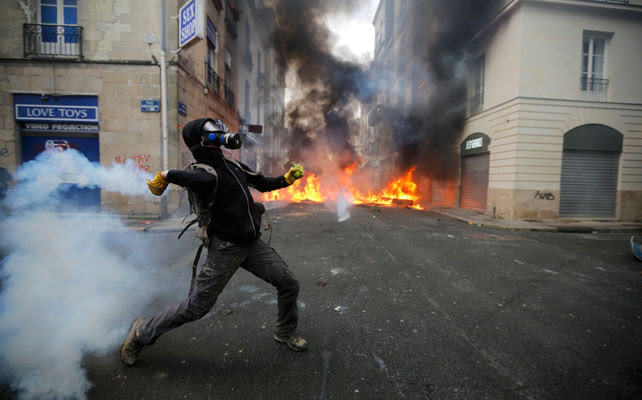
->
<box><xmin>141</xmin><ymin>99</ymin><xmax>160</xmax><ymax>112</ymax></box>
<box><xmin>179</xmin><ymin>0</ymin><xmax>197</xmax><ymax>47</ymax></box>
<box><xmin>14</xmin><ymin>94</ymin><xmax>99</xmax><ymax>123</ymax></box>
<box><xmin>178</xmin><ymin>101</ymin><xmax>188</xmax><ymax>116</ymax></box>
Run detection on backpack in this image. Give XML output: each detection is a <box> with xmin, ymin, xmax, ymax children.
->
<box><xmin>177</xmin><ymin>162</ymin><xmax>218</xmax><ymax>247</ymax></box>
<box><xmin>177</xmin><ymin>162</ymin><xmax>219</xmax><ymax>295</ymax></box>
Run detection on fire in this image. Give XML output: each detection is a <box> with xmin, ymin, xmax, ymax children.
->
<box><xmin>264</xmin><ymin>173</ymin><xmax>326</xmax><ymax>203</ymax></box>
<box><xmin>350</xmin><ymin>167</ymin><xmax>424</xmax><ymax>210</ymax></box>
<box><xmin>263</xmin><ymin>165</ymin><xmax>424</xmax><ymax>210</ymax></box>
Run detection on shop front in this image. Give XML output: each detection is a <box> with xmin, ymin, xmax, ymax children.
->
<box><xmin>13</xmin><ymin>93</ymin><xmax>100</xmax><ymax>207</ymax></box>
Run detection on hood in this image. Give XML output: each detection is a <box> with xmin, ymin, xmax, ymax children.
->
<box><xmin>182</xmin><ymin>118</ymin><xmax>213</xmax><ymax>149</ymax></box>
<box><xmin>182</xmin><ymin>118</ymin><xmax>224</xmax><ymax>163</ymax></box>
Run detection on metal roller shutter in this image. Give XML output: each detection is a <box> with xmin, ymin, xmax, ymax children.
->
<box><xmin>460</xmin><ymin>152</ymin><xmax>490</xmax><ymax>212</ymax></box>
<box><xmin>431</xmin><ymin>179</ymin><xmax>447</xmax><ymax>205</ymax></box>
<box><xmin>559</xmin><ymin>150</ymin><xmax>619</xmax><ymax>218</ymax></box>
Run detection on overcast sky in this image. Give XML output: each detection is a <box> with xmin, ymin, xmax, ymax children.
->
<box><xmin>285</xmin><ymin>0</ymin><xmax>379</xmax><ymax>105</ymax></box>
<box><xmin>325</xmin><ymin>0</ymin><xmax>379</xmax><ymax>63</ymax></box>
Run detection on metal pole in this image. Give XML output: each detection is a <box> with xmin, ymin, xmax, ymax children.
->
<box><xmin>161</xmin><ymin>0</ymin><xmax>169</xmax><ymax>172</ymax></box>
<box><xmin>160</xmin><ymin>0</ymin><xmax>169</xmax><ymax>218</ymax></box>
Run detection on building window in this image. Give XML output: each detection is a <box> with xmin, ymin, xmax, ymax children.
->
<box><xmin>384</xmin><ymin>0</ymin><xmax>394</xmax><ymax>44</ymax></box>
<box><xmin>26</xmin><ymin>0</ymin><xmax>81</xmax><ymax>57</ymax></box>
<box><xmin>256</xmin><ymin>98</ymin><xmax>261</xmax><ymax>125</ymax></box>
<box><xmin>207</xmin><ymin>41</ymin><xmax>219</xmax><ymax>95</ymax></box>
<box><xmin>224</xmin><ymin>48</ymin><xmax>235</xmax><ymax>109</ymax></box>
<box><xmin>245</xmin><ymin>80</ymin><xmax>250</xmax><ymax>119</ymax></box>
<box><xmin>225</xmin><ymin>0</ymin><xmax>239</xmax><ymax>39</ymax></box>
<box><xmin>468</xmin><ymin>55</ymin><xmax>484</xmax><ymax>114</ymax></box>
<box><xmin>581</xmin><ymin>33</ymin><xmax>609</xmax><ymax>101</ymax></box>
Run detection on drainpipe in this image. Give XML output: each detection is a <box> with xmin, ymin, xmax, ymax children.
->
<box><xmin>160</xmin><ymin>0</ymin><xmax>169</xmax><ymax>217</ymax></box>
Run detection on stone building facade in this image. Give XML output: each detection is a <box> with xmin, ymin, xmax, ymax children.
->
<box><xmin>363</xmin><ymin>0</ymin><xmax>642</xmax><ymax>221</ymax></box>
<box><xmin>0</xmin><ymin>0</ymin><xmax>285</xmax><ymax>216</ymax></box>
<box><xmin>0</xmin><ymin>0</ymin><xmax>176</xmax><ymax>215</ymax></box>
<box><xmin>463</xmin><ymin>0</ymin><xmax>642</xmax><ymax>221</ymax></box>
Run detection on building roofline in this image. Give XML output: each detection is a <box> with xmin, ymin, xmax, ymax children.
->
<box><xmin>529</xmin><ymin>0</ymin><xmax>642</xmax><ymax>12</ymax></box>
<box><xmin>471</xmin><ymin>0</ymin><xmax>642</xmax><ymax>45</ymax></box>
<box><xmin>373</xmin><ymin>0</ymin><xmax>383</xmax><ymax>25</ymax></box>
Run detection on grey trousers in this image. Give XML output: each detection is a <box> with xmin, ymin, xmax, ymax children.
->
<box><xmin>137</xmin><ymin>237</ymin><xmax>300</xmax><ymax>345</ymax></box>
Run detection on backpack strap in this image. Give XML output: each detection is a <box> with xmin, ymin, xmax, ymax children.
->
<box><xmin>224</xmin><ymin>157</ymin><xmax>259</xmax><ymax>176</ymax></box>
<box><xmin>177</xmin><ymin>217</ymin><xmax>199</xmax><ymax>239</ymax></box>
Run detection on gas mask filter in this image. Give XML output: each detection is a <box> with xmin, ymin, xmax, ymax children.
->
<box><xmin>202</xmin><ymin>120</ymin><xmax>242</xmax><ymax>149</ymax></box>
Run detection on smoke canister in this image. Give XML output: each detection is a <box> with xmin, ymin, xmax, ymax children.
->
<box><xmin>292</xmin><ymin>162</ymin><xmax>303</xmax><ymax>178</ymax></box>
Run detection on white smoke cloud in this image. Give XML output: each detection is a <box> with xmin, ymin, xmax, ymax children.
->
<box><xmin>0</xmin><ymin>149</ymin><xmax>177</xmax><ymax>399</ymax></box>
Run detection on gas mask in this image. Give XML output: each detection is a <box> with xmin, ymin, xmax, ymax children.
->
<box><xmin>201</xmin><ymin>120</ymin><xmax>242</xmax><ymax>149</ymax></box>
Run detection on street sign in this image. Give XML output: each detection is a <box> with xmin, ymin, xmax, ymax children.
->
<box><xmin>179</xmin><ymin>0</ymin><xmax>204</xmax><ymax>48</ymax></box>
<box><xmin>141</xmin><ymin>100</ymin><xmax>160</xmax><ymax>112</ymax></box>
<box><xmin>178</xmin><ymin>101</ymin><xmax>188</xmax><ymax>116</ymax></box>
<box><xmin>248</xmin><ymin>124</ymin><xmax>262</xmax><ymax>134</ymax></box>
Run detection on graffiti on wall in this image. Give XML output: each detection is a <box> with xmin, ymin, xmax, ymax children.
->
<box><xmin>0</xmin><ymin>147</ymin><xmax>9</xmax><ymax>158</ymax></box>
<box><xmin>114</xmin><ymin>154</ymin><xmax>152</xmax><ymax>172</ymax></box>
<box><xmin>534</xmin><ymin>191</ymin><xmax>555</xmax><ymax>201</ymax></box>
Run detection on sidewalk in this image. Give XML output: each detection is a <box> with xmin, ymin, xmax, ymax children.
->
<box><xmin>431</xmin><ymin>207</ymin><xmax>642</xmax><ymax>233</ymax></box>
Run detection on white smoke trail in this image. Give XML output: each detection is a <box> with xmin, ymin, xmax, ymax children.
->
<box><xmin>8</xmin><ymin>149</ymin><xmax>151</xmax><ymax>211</ymax></box>
<box><xmin>0</xmin><ymin>149</ymin><xmax>175</xmax><ymax>400</ymax></box>
<box><xmin>336</xmin><ymin>188</ymin><xmax>352</xmax><ymax>222</ymax></box>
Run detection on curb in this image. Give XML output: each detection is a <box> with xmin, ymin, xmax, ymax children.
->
<box><xmin>431</xmin><ymin>209</ymin><xmax>641</xmax><ymax>233</ymax></box>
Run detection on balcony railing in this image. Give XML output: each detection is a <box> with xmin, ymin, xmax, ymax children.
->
<box><xmin>580</xmin><ymin>77</ymin><xmax>609</xmax><ymax>101</ymax></box>
<box><xmin>24</xmin><ymin>24</ymin><xmax>83</xmax><ymax>58</ymax></box>
<box><xmin>207</xmin><ymin>65</ymin><xmax>220</xmax><ymax>96</ymax></box>
<box><xmin>224</xmin><ymin>85</ymin><xmax>235</xmax><ymax>109</ymax></box>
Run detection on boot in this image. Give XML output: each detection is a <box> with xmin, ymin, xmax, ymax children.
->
<box><xmin>274</xmin><ymin>333</ymin><xmax>308</xmax><ymax>352</ymax></box>
<box><xmin>120</xmin><ymin>318</ymin><xmax>146</xmax><ymax>366</ymax></box>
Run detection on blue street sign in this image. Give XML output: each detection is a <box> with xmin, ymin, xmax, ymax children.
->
<box><xmin>14</xmin><ymin>94</ymin><xmax>99</xmax><ymax>123</ymax></box>
<box><xmin>178</xmin><ymin>101</ymin><xmax>188</xmax><ymax>116</ymax></box>
<box><xmin>179</xmin><ymin>0</ymin><xmax>197</xmax><ymax>47</ymax></box>
<box><xmin>141</xmin><ymin>99</ymin><xmax>160</xmax><ymax>112</ymax></box>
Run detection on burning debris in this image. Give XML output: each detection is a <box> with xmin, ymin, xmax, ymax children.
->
<box><xmin>266</xmin><ymin>0</ymin><xmax>495</xmax><ymax>213</ymax></box>
<box><xmin>263</xmin><ymin>166</ymin><xmax>424</xmax><ymax>210</ymax></box>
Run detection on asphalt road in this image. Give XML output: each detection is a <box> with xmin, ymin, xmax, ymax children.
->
<box><xmin>6</xmin><ymin>203</ymin><xmax>642</xmax><ymax>399</ymax></box>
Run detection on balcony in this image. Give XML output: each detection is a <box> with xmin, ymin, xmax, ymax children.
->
<box><xmin>224</xmin><ymin>85</ymin><xmax>235</xmax><ymax>109</ymax></box>
<box><xmin>24</xmin><ymin>24</ymin><xmax>83</xmax><ymax>59</ymax></box>
<box><xmin>207</xmin><ymin>65</ymin><xmax>220</xmax><ymax>96</ymax></box>
<box><xmin>580</xmin><ymin>77</ymin><xmax>609</xmax><ymax>101</ymax></box>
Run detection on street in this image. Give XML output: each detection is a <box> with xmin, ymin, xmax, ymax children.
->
<box><xmin>94</xmin><ymin>204</ymin><xmax>642</xmax><ymax>399</ymax></box>
<box><xmin>5</xmin><ymin>203</ymin><xmax>641</xmax><ymax>399</ymax></box>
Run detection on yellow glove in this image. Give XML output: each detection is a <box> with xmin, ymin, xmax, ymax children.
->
<box><xmin>284</xmin><ymin>162</ymin><xmax>305</xmax><ymax>185</ymax></box>
<box><xmin>147</xmin><ymin>171</ymin><xmax>168</xmax><ymax>196</ymax></box>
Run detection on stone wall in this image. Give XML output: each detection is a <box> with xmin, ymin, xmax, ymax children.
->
<box><xmin>0</xmin><ymin>61</ymin><xmax>176</xmax><ymax>216</ymax></box>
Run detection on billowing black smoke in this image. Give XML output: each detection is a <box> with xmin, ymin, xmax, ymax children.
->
<box><xmin>269</xmin><ymin>0</ymin><xmax>376</xmax><ymax>170</ymax></box>
<box><xmin>269</xmin><ymin>0</ymin><xmax>495</xmax><ymax>180</ymax></box>
<box><xmin>392</xmin><ymin>0</ymin><xmax>496</xmax><ymax>179</ymax></box>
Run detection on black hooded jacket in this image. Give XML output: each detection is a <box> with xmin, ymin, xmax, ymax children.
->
<box><xmin>167</xmin><ymin>118</ymin><xmax>289</xmax><ymax>244</ymax></box>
